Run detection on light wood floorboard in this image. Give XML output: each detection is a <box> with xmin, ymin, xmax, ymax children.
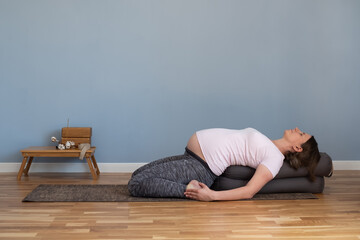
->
<box><xmin>0</xmin><ymin>171</ymin><xmax>359</xmax><ymax>240</ymax></box>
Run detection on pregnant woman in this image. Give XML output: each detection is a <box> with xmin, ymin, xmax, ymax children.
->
<box><xmin>127</xmin><ymin>127</ymin><xmax>320</xmax><ymax>201</ymax></box>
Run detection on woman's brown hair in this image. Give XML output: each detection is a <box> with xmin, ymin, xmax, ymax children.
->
<box><xmin>284</xmin><ymin>136</ymin><xmax>321</xmax><ymax>182</ymax></box>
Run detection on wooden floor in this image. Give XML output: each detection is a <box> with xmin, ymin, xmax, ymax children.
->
<box><xmin>0</xmin><ymin>171</ymin><xmax>359</xmax><ymax>240</ymax></box>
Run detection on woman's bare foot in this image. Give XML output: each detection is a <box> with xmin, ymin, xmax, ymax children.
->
<box><xmin>186</xmin><ymin>180</ymin><xmax>202</xmax><ymax>190</ymax></box>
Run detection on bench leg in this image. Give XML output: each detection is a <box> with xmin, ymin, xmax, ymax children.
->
<box><xmin>17</xmin><ymin>157</ymin><xmax>28</xmax><ymax>181</ymax></box>
<box><xmin>86</xmin><ymin>156</ymin><xmax>97</xmax><ymax>180</ymax></box>
<box><xmin>23</xmin><ymin>157</ymin><xmax>33</xmax><ymax>176</ymax></box>
<box><xmin>91</xmin><ymin>155</ymin><xmax>100</xmax><ymax>175</ymax></box>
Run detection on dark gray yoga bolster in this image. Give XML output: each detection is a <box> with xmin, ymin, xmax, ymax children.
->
<box><xmin>211</xmin><ymin>176</ymin><xmax>325</xmax><ymax>193</ymax></box>
<box><xmin>211</xmin><ymin>152</ymin><xmax>332</xmax><ymax>193</ymax></box>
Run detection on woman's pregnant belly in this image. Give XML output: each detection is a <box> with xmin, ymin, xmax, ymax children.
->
<box><xmin>186</xmin><ymin>133</ymin><xmax>206</xmax><ymax>162</ymax></box>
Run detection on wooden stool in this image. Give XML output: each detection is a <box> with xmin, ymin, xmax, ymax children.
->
<box><xmin>18</xmin><ymin>146</ymin><xmax>100</xmax><ymax>180</ymax></box>
<box><xmin>18</xmin><ymin>127</ymin><xmax>100</xmax><ymax>180</ymax></box>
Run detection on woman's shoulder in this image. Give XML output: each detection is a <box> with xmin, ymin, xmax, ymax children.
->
<box><xmin>246</xmin><ymin>128</ymin><xmax>267</xmax><ymax>139</ymax></box>
<box><xmin>248</xmin><ymin>129</ymin><xmax>281</xmax><ymax>153</ymax></box>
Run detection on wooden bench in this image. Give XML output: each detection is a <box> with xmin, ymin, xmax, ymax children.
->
<box><xmin>18</xmin><ymin>127</ymin><xmax>100</xmax><ymax>180</ymax></box>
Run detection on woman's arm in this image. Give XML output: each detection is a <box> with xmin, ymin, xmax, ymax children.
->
<box><xmin>184</xmin><ymin>164</ymin><xmax>273</xmax><ymax>201</ymax></box>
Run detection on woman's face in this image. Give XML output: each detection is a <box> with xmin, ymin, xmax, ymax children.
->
<box><xmin>284</xmin><ymin>127</ymin><xmax>312</xmax><ymax>151</ymax></box>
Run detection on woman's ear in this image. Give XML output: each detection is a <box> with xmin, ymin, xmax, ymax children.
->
<box><xmin>292</xmin><ymin>145</ymin><xmax>303</xmax><ymax>153</ymax></box>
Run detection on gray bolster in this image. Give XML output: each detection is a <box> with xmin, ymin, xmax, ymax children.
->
<box><xmin>211</xmin><ymin>176</ymin><xmax>325</xmax><ymax>194</ymax></box>
<box><xmin>221</xmin><ymin>152</ymin><xmax>333</xmax><ymax>180</ymax></box>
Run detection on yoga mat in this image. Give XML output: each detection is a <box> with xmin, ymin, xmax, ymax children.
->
<box><xmin>22</xmin><ymin>184</ymin><xmax>318</xmax><ymax>202</ymax></box>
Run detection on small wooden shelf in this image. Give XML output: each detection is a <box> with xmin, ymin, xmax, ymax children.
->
<box><xmin>18</xmin><ymin>146</ymin><xmax>100</xmax><ymax>180</ymax></box>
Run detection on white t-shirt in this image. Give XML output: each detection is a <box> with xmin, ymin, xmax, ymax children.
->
<box><xmin>196</xmin><ymin>128</ymin><xmax>284</xmax><ymax>178</ymax></box>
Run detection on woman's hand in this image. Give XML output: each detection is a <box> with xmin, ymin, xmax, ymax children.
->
<box><xmin>184</xmin><ymin>182</ymin><xmax>216</xmax><ymax>201</ymax></box>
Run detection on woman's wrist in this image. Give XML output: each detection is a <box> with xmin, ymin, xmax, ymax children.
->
<box><xmin>211</xmin><ymin>190</ymin><xmax>219</xmax><ymax>201</ymax></box>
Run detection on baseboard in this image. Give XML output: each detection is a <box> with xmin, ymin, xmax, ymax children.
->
<box><xmin>0</xmin><ymin>161</ymin><xmax>359</xmax><ymax>173</ymax></box>
<box><xmin>332</xmin><ymin>161</ymin><xmax>360</xmax><ymax>170</ymax></box>
<box><xmin>0</xmin><ymin>163</ymin><xmax>146</xmax><ymax>173</ymax></box>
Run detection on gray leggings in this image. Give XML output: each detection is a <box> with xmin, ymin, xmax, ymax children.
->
<box><xmin>127</xmin><ymin>148</ymin><xmax>217</xmax><ymax>198</ymax></box>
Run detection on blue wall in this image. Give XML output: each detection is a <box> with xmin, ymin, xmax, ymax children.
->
<box><xmin>1</xmin><ymin>0</ymin><xmax>359</xmax><ymax>164</ymax></box>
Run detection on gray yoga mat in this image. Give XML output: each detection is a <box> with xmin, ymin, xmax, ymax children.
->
<box><xmin>22</xmin><ymin>184</ymin><xmax>318</xmax><ymax>202</ymax></box>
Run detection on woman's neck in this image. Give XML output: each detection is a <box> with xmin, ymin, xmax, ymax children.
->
<box><xmin>271</xmin><ymin>138</ymin><xmax>291</xmax><ymax>155</ymax></box>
